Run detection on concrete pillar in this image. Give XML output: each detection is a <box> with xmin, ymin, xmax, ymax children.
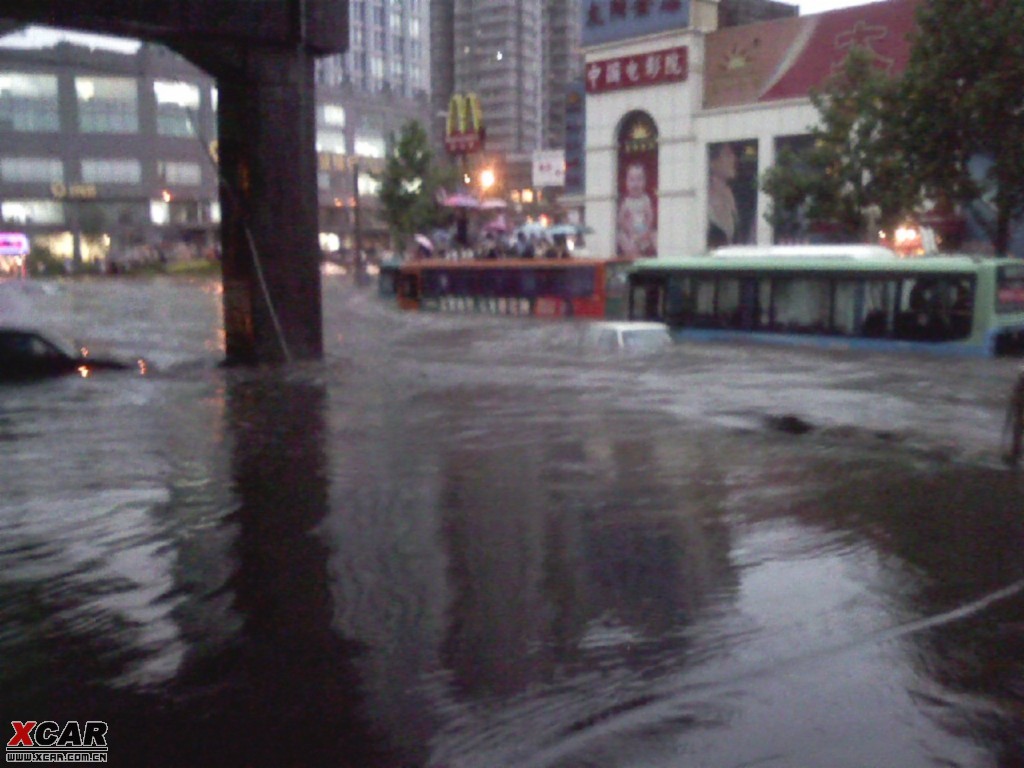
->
<box><xmin>217</xmin><ymin>49</ymin><xmax>323</xmax><ymax>364</ymax></box>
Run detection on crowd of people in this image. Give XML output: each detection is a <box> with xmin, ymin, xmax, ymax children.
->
<box><xmin>413</xmin><ymin>227</ymin><xmax>577</xmax><ymax>261</ymax></box>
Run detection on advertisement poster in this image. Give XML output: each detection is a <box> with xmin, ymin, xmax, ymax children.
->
<box><xmin>706</xmin><ymin>140</ymin><xmax>758</xmax><ymax>248</ymax></box>
<box><xmin>616</xmin><ymin>112</ymin><xmax>659</xmax><ymax>259</ymax></box>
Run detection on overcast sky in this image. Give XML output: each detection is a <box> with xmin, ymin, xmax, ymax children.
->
<box><xmin>0</xmin><ymin>2</ymin><xmax>889</xmax><ymax>52</ymax></box>
<box><xmin>799</xmin><ymin>0</ymin><xmax>885</xmax><ymax>15</ymax></box>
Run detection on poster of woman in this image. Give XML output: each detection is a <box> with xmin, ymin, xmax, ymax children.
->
<box><xmin>707</xmin><ymin>140</ymin><xmax>758</xmax><ymax>248</ymax></box>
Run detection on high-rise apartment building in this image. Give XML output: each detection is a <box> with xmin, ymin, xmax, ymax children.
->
<box><xmin>431</xmin><ymin>0</ymin><xmax>583</xmax><ymax>201</ymax></box>
<box><xmin>314</xmin><ymin>0</ymin><xmax>433</xmax><ymax>251</ymax></box>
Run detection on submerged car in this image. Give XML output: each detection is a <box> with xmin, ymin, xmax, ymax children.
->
<box><xmin>581</xmin><ymin>321</ymin><xmax>673</xmax><ymax>353</ymax></box>
<box><xmin>0</xmin><ymin>328</ymin><xmax>148</xmax><ymax>381</ymax></box>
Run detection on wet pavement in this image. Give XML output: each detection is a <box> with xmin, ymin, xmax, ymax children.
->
<box><xmin>1</xmin><ymin>274</ymin><xmax>1023</xmax><ymax>767</ymax></box>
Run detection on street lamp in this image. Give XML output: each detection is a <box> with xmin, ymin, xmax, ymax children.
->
<box><xmin>479</xmin><ymin>167</ymin><xmax>496</xmax><ymax>194</ymax></box>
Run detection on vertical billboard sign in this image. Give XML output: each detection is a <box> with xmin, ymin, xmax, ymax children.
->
<box><xmin>564</xmin><ymin>81</ymin><xmax>586</xmax><ymax>196</ymax></box>
<box><xmin>532</xmin><ymin>150</ymin><xmax>566</xmax><ymax>187</ymax></box>
<box><xmin>582</xmin><ymin>0</ymin><xmax>691</xmax><ymax>47</ymax></box>
<box><xmin>616</xmin><ymin>112</ymin><xmax>658</xmax><ymax>259</ymax></box>
<box><xmin>706</xmin><ymin>140</ymin><xmax>758</xmax><ymax>248</ymax></box>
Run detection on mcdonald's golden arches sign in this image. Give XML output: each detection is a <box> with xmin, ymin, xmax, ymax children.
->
<box><xmin>444</xmin><ymin>92</ymin><xmax>485</xmax><ymax>155</ymax></box>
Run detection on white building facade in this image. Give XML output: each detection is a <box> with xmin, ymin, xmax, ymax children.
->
<box><xmin>581</xmin><ymin>0</ymin><xmax>920</xmax><ymax>259</ymax></box>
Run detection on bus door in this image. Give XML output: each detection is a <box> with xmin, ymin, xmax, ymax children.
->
<box><xmin>396</xmin><ymin>270</ymin><xmax>421</xmax><ymax>309</ymax></box>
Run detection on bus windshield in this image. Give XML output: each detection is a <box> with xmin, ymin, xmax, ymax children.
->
<box><xmin>997</xmin><ymin>264</ymin><xmax>1024</xmax><ymax>313</ymax></box>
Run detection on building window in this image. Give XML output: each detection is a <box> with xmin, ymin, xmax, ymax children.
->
<box><xmin>150</xmin><ymin>199</ymin><xmax>169</xmax><ymax>225</ymax></box>
<box><xmin>77</xmin><ymin>77</ymin><xmax>138</xmax><ymax>134</ymax></box>
<box><xmin>316</xmin><ymin>129</ymin><xmax>348</xmax><ymax>154</ymax></box>
<box><xmin>158</xmin><ymin>161</ymin><xmax>202</xmax><ymax>186</ymax></box>
<box><xmin>155</xmin><ymin>80</ymin><xmax>200</xmax><ymax>137</ymax></box>
<box><xmin>1</xmin><ymin>199</ymin><xmax>64</xmax><ymax>225</ymax></box>
<box><xmin>354</xmin><ymin>131</ymin><xmax>385</xmax><ymax>159</ymax></box>
<box><xmin>0</xmin><ymin>157</ymin><xmax>64</xmax><ymax>183</ymax></box>
<box><xmin>322</xmin><ymin>104</ymin><xmax>346</xmax><ymax>127</ymax></box>
<box><xmin>369</xmin><ymin>55</ymin><xmax>385</xmax><ymax>91</ymax></box>
<box><xmin>0</xmin><ymin>73</ymin><xmax>59</xmax><ymax>132</ymax></box>
<box><xmin>81</xmin><ymin>159</ymin><xmax>142</xmax><ymax>184</ymax></box>
<box><xmin>357</xmin><ymin>171</ymin><xmax>380</xmax><ymax>197</ymax></box>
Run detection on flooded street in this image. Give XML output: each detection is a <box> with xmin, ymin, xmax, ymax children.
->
<box><xmin>2</xmin><ymin>274</ymin><xmax>1024</xmax><ymax>767</ymax></box>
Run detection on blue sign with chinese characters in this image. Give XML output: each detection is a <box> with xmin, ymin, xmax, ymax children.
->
<box><xmin>581</xmin><ymin>0</ymin><xmax>691</xmax><ymax>47</ymax></box>
<box><xmin>564</xmin><ymin>81</ymin><xmax>586</xmax><ymax>195</ymax></box>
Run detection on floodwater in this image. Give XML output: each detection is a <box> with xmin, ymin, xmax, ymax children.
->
<box><xmin>1</xmin><ymin>274</ymin><xmax>1023</xmax><ymax>768</ymax></box>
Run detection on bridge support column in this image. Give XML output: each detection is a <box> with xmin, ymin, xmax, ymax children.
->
<box><xmin>217</xmin><ymin>49</ymin><xmax>323</xmax><ymax>364</ymax></box>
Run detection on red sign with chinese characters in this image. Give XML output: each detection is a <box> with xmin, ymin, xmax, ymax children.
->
<box><xmin>586</xmin><ymin>46</ymin><xmax>688</xmax><ymax>94</ymax></box>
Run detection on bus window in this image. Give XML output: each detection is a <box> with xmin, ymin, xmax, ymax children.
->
<box><xmin>833</xmin><ymin>279</ymin><xmax>897</xmax><ymax>338</ymax></box>
<box><xmin>566</xmin><ymin>267</ymin><xmax>598</xmax><ymax>298</ymax></box>
<box><xmin>664</xmin><ymin>276</ymin><xmax>692</xmax><ymax>325</ymax></box>
<box><xmin>693</xmin><ymin>276</ymin><xmax>717</xmax><ymax>327</ymax></box>
<box><xmin>719</xmin><ymin>277</ymin><xmax>769</xmax><ymax>330</ymax></box>
<box><xmin>753</xmin><ymin>278</ymin><xmax>771</xmax><ymax>329</ymax></box>
<box><xmin>895</xmin><ymin>276</ymin><xmax>973</xmax><ymax>341</ymax></box>
<box><xmin>717</xmin><ymin>277</ymin><xmax>742</xmax><ymax>328</ymax></box>
<box><xmin>772</xmin><ymin>277</ymin><xmax>830</xmax><ymax>334</ymax></box>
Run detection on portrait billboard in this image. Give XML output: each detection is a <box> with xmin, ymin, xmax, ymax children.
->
<box><xmin>707</xmin><ymin>140</ymin><xmax>758</xmax><ymax>248</ymax></box>
<box><xmin>616</xmin><ymin>112</ymin><xmax>659</xmax><ymax>259</ymax></box>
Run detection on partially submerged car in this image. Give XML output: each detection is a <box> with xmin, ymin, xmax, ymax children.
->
<box><xmin>0</xmin><ymin>327</ymin><xmax>148</xmax><ymax>382</ymax></box>
<box><xmin>581</xmin><ymin>321</ymin><xmax>673</xmax><ymax>353</ymax></box>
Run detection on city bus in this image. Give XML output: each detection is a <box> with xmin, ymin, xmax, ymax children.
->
<box><xmin>627</xmin><ymin>245</ymin><xmax>1024</xmax><ymax>357</ymax></box>
<box><xmin>395</xmin><ymin>258</ymin><xmax>633</xmax><ymax>319</ymax></box>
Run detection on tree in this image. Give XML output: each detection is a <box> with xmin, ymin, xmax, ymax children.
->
<box><xmin>761</xmin><ymin>47</ymin><xmax>919</xmax><ymax>242</ymax></box>
<box><xmin>376</xmin><ymin>120</ymin><xmax>453</xmax><ymax>249</ymax></box>
<box><xmin>898</xmin><ymin>0</ymin><xmax>1024</xmax><ymax>255</ymax></box>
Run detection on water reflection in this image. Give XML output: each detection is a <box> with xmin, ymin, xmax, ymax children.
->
<box><xmin>156</xmin><ymin>372</ymin><xmax>395</xmax><ymax>767</ymax></box>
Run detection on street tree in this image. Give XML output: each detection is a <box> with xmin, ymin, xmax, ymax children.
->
<box><xmin>761</xmin><ymin>47</ymin><xmax>919</xmax><ymax>242</ymax></box>
<box><xmin>376</xmin><ymin>120</ymin><xmax>453</xmax><ymax>250</ymax></box>
<box><xmin>898</xmin><ymin>0</ymin><xmax>1024</xmax><ymax>255</ymax></box>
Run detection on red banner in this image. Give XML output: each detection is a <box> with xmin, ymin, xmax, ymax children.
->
<box><xmin>586</xmin><ymin>46</ymin><xmax>688</xmax><ymax>94</ymax></box>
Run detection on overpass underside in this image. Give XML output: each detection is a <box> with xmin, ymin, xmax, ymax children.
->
<box><xmin>2</xmin><ymin>1</ymin><xmax>349</xmax><ymax>364</ymax></box>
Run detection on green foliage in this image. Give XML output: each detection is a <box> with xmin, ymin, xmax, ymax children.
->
<box><xmin>375</xmin><ymin>120</ymin><xmax>455</xmax><ymax>248</ymax></box>
<box><xmin>762</xmin><ymin>47</ymin><xmax>920</xmax><ymax>241</ymax></box>
<box><xmin>898</xmin><ymin>0</ymin><xmax>1024</xmax><ymax>254</ymax></box>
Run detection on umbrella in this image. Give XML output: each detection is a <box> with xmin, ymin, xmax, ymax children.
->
<box><xmin>548</xmin><ymin>223</ymin><xmax>594</xmax><ymax>237</ymax></box>
<box><xmin>414</xmin><ymin>234</ymin><xmax>434</xmax><ymax>251</ymax></box>
<box><xmin>515</xmin><ymin>222</ymin><xmax>549</xmax><ymax>239</ymax></box>
<box><xmin>441</xmin><ymin>192</ymin><xmax>480</xmax><ymax>209</ymax></box>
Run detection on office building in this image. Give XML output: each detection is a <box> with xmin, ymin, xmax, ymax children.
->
<box><xmin>0</xmin><ymin>5</ymin><xmax>432</xmax><ymax>269</ymax></box>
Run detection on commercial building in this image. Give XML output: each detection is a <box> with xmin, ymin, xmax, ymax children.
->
<box><xmin>0</xmin><ymin>5</ymin><xmax>432</xmax><ymax>269</ymax></box>
<box><xmin>0</xmin><ymin>41</ymin><xmax>219</xmax><ymax>268</ymax></box>
<box><xmin>579</xmin><ymin>0</ymin><xmax>925</xmax><ymax>259</ymax></box>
